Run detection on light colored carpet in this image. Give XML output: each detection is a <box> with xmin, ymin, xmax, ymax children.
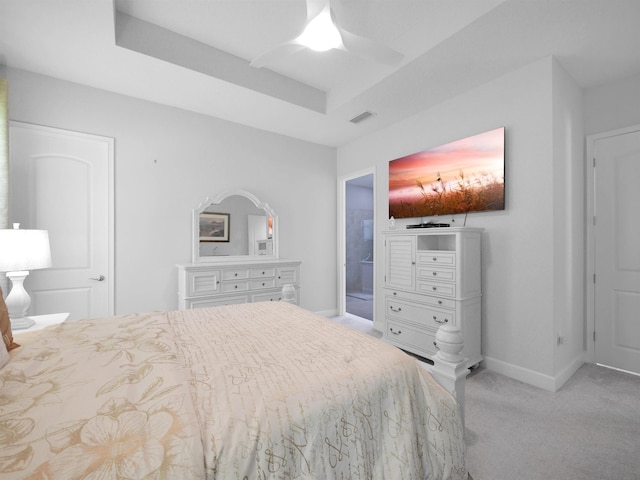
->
<box><xmin>465</xmin><ymin>364</ymin><xmax>640</xmax><ymax>480</ymax></box>
<box><xmin>330</xmin><ymin>316</ymin><xmax>640</xmax><ymax>479</ymax></box>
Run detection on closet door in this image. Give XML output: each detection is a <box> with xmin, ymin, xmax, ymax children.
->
<box><xmin>10</xmin><ymin>122</ymin><xmax>114</xmax><ymax>321</ymax></box>
<box><xmin>594</xmin><ymin>128</ymin><xmax>640</xmax><ymax>374</ymax></box>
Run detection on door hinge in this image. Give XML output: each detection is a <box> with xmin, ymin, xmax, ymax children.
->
<box><xmin>593</xmin><ymin>157</ymin><xmax>596</xmax><ymax>168</ymax></box>
<box><xmin>593</xmin><ymin>273</ymin><xmax>596</xmax><ymax>283</ymax></box>
<box><xmin>593</xmin><ymin>331</ymin><xmax>596</xmax><ymax>342</ymax></box>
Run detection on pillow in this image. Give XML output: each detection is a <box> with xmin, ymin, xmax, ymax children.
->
<box><xmin>1</xmin><ymin>285</ymin><xmax>20</xmax><ymax>351</ymax></box>
<box><xmin>0</xmin><ymin>337</ymin><xmax>9</xmax><ymax>369</ymax></box>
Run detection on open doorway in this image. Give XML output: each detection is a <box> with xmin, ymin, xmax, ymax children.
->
<box><xmin>343</xmin><ymin>173</ymin><xmax>374</xmax><ymax>321</ymax></box>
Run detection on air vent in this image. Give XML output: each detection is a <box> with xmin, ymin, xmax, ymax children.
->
<box><xmin>349</xmin><ymin>111</ymin><xmax>376</xmax><ymax>124</ymax></box>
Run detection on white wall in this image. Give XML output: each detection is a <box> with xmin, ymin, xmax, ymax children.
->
<box><xmin>584</xmin><ymin>72</ymin><xmax>640</xmax><ymax>136</ymax></box>
<box><xmin>338</xmin><ymin>57</ymin><xmax>586</xmax><ymax>390</ymax></box>
<box><xmin>3</xmin><ymin>67</ymin><xmax>337</xmax><ymax>315</ymax></box>
<box><xmin>551</xmin><ymin>59</ymin><xmax>585</xmax><ymax>387</ymax></box>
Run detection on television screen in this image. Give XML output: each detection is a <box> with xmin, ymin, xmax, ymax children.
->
<box><xmin>388</xmin><ymin>127</ymin><xmax>505</xmax><ymax>219</ymax></box>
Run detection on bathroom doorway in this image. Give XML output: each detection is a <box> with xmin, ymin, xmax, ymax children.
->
<box><xmin>344</xmin><ymin>173</ymin><xmax>374</xmax><ymax>321</ymax></box>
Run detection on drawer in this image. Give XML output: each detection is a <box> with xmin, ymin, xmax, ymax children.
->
<box><xmin>386</xmin><ymin>320</ymin><xmax>437</xmax><ymax>358</ymax></box>
<box><xmin>417</xmin><ymin>251</ymin><xmax>456</xmax><ymax>267</ymax></box>
<box><xmin>220</xmin><ymin>280</ymin><xmax>249</xmax><ymax>293</ymax></box>
<box><xmin>386</xmin><ymin>289</ymin><xmax>456</xmax><ymax>309</ymax></box>
<box><xmin>250</xmin><ymin>278</ymin><xmax>276</xmax><ymax>290</ymax></box>
<box><xmin>222</xmin><ymin>269</ymin><xmax>250</xmax><ymax>281</ymax></box>
<box><xmin>417</xmin><ymin>265</ymin><xmax>456</xmax><ymax>283</ymax></box>
<box><xmin>186</xmin><ymin>270</ymin><xmax>220</xmax><ymax>297</ymax></box>
<box><xmin>252</xmin><ymin>291</ymin><xmax>286</xmax><ymax>303</ymax></box>
<box><xmin>416</xmin><ymin>280</ymin><xmax>456</xmax><ymax>298</ymax></box>
<box><xmin>186</xmin><ymin>295</ymin><xmax>249</xmax><ymax>308</ymax></box>
<box><xmin>250</xmin><ymin>267</ymin><xmax>276</xmax><ymax>278</ymax></box>
<box><xmin>386</xmin><ymin>297</ymin><xmax>455</xmax><ymax>328</ymax></box>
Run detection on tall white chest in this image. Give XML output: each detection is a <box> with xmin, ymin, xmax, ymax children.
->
<box><xmin>383</xmin><ymin>228</ymin><xmax>482</xmax><ymax>368</ymax></box>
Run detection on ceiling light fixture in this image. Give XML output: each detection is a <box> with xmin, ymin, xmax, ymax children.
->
<box><xmin>296</xmin><ymin>6</ymin><xmax>342</xmax><ymax>52</ymax></box>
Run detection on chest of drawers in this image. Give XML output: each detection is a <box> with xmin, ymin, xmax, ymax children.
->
<box><xmin>383</xmin><ymin>228</ymin><xmax>482</xmax><ymax>368</ymax></box>
<box><xmin>177</xmin><ymin>260</ymin><xmax>301</xmax><ymax>309</ymax></box>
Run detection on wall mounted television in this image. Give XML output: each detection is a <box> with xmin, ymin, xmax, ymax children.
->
<box><xmin>388</xmin><ymin>127</ymin><xmax>505</xmax><ymax>219</ymax></box>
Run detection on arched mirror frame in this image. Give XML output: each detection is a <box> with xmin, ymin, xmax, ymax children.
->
<box><xmin>192</xmin><ymin>190</ymin><xmax>279</xmax><ymax>263</ymax></box>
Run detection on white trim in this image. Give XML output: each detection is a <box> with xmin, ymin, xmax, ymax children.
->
<box><xmin>482</xmin><ymin>356</ymin><xmax>556</xmax><ymax>391</ymax></box>
<box><xmin>483</xmin><ymin>354</ymin><xmax>584</xmax><ymax>392</ymax></box>
<box><xmin>9</xmin><ymin>121</ymin><xmax>115</xmax><ymax>316</ymax></box>
<box><xmin>337</xmin><ymin>168</ymin><xmax>376</xmax><ymax>321</ymax></box>
<box><xmin>585</xmin><ymin>124</ymin><xmax>640</xmax><ymax>364</ymax></box>
<box><xmin>314</xmin><ymin>308</ymin><xmax>338</xmax><ymax>318</ymax></box>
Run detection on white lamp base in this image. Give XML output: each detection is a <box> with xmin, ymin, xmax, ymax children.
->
<box><xmin>10</xmin><ymin>316</ymin><xmax>36</xmax><ymax>330</ymax></box>
<box><xmin>5</xmin><ymin>270</ymin><xmax>34</xmax><ymax>329</ymax></box>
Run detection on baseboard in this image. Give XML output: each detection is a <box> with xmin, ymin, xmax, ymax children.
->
<box><xmin>482</xmin><ymin>355</ymin><xmax>585</xmax><ymax>392</ymax></box>
<box><xmin>314</xmin><ymin>309</ymin><xmax>338</xmax><ymax>318</ymax></box>
<box><xmin>552</xmin><ymin>356</ymin><xmax>584</xmax><ymax>391</ymax></box>
<box><xmin>482</xmin><ymin>356</ymin><xmax>557</xmax><ymax>391</ymax></box>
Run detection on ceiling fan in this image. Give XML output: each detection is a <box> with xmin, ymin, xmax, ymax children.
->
<box><xmin>250</xmin><ymin>0</ymin><xmax>403</xmax><ymax>68</ymax></box>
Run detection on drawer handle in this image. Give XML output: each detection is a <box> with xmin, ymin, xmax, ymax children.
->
<box><xmin>434</xmin><ymin>317</ymin><xmax>448</xmax><ymax>324</ymax></box>
<box><xmin>234</xmin><ymin>273</ymin><xmax>238</xmax><ymax>277</ymax></box>
<box><xmin>393</xmin><ymin>292</ymin><xmax>397</xmax><ymax>296</ymax></box>
<box><xmin>432</xmin><ymin>286</ymin><xmax>437</xmax><ymax>291</ymax></box>
<box><xmin>438</xmin><ymin>300</ymin><xmax>443</xmax><ymax>305</ymax></box>
<box><xmin>432</xmin><ymin>272</ymin><xmax>437</xmax><ymax>276</ymax></box>
<box><xmin>433</xmin><ymin>341</ymin><xmax>438</xmax><ymax>348</ymax></box>
<box><xmin>433</xmin><ymin>257</ymin><xmax>437</xmax><ymax>261</ymax></box>
<box><xmin>389</xmin><ymin>328</ymin><xmax>402</xmax><ymax>335</ymax></box>
<box><xmin>262</xmin><ymin>282</ymin><xmax>266</xmax><ymax>286</ymax></box>
<box><xmin>234</xmin><ymin>285</ymin><xmax>238</xmax><ymax>289</ymax></box>
<box><xmin>390</xmin><ymin>306</ymin><xmax>402</xmax><ymax>313</ymax></box>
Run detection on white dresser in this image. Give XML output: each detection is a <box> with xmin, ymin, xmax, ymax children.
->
<box><xmin>383</xmin><ymin>228</ymin><xmax>482</xmax><ymax>368</ymax></box>
<box><xmin>177</xmin><ymin>259</ymin><xmax>301</xmax><ymax>309</ymax></box>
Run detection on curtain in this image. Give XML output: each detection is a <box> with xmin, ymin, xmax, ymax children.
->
<box><xmin>1</xmin><ymin>78</ymin><xmax>8</xmax><ymax>294</ymax></box>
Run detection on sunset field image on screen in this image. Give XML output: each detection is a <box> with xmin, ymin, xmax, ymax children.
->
<box><xmin>388</xmin><ymin>127</ymin><xmax>505</xmax><ymax>219</ymax></box>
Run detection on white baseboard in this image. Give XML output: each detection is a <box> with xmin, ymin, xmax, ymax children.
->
<box><xmin>482</xmin><ymin>355</ymin><xmax>584</xmax><ymax>392</ymax></box>
<box><xmin>552</xmin><ymin>356</ymin><xmax>585</xmax><ymax>391</ymax></box>
<box><xmin>314</xmin><ymin>309</ymin><xmax>338</xmax><ymax>318</ymax></box>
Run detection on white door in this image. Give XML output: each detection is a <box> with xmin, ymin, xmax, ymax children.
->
<box><xmin>594</xmin><ymin>128</ymin><xmax>640</xmax><ymax>374</ymax></box>
<box><xmin>9</xmin><ymin>122</ymin><xmax>114</xmax><ymax>321</ymax></box>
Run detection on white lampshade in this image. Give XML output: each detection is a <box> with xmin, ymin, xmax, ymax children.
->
<box><xmin>0</xmin><ymin>225</ymin><xmax>52</xmax><ymax>272</ymax></box>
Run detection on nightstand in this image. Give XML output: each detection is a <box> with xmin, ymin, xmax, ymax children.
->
<box><xmin>18</xmin><ymin>313</ymin><xmax>70</xmax><ymax>332</ymax></box>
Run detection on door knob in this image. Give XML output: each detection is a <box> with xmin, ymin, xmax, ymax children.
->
<box><xmin>90</xmin><ymin>275</ymin><xmax>105</xmax><ymax>281</ymax></box>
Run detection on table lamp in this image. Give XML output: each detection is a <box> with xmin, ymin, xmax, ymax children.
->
<box><xmin>0</xmin><ymin>223</ymin><xmax>52</xmax><ymax>329</ymax></box>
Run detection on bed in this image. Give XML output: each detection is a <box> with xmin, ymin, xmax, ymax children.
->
<box><xmin>1</xmin><ymin>300</ymin><xmax>467</xmax><ymax>479</ymax></box>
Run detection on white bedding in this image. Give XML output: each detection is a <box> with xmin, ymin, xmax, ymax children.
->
<box><xmin>2</xmin><ymin>302</ymin><xmax>466</xmax><ymax>479</ymax></box>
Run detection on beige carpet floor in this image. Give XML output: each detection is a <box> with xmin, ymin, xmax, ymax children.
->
<box><xmin>330</xmin><ymin>316</ymin><xmax>640</xmax><ymax>480</ymax></box>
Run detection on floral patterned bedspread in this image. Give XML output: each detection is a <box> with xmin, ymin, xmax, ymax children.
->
<box><xmin>2</xmin><ymin>302</ymin><xmax>466</xmax><ymax>479</ymax></box>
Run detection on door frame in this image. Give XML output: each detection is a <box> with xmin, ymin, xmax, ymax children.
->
<box><xmin>9</xmin><ymin>121</ymin><xmax>115</xmax><ymax>317</ymax></box>
<box><xmin>337</xmin><ymin>167</ymin><xmax>376</xmax><ymax>320</ymax></box>
<box><xmin>585</xmin><ymin>123</ymin><xmax>640</xmax><ymax>364</ymax></box>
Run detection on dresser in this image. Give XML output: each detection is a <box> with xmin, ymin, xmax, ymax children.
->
<box><xmin>177</xmin><ymin>259</ymin><xmax>301</xmax><ymax>309</ymax></box>
<box><xmin>383</xmin><ymin>228</ymin><xmax>482</xmax><ymax>368</ymax></box>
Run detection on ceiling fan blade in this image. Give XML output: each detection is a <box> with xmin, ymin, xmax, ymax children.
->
<box><xmin>336</xmin><ymin>26</ymin><xmax>404</xmax><ymax>66</ymax></box>
<box><xmin>250</xmin><ymin>0</ymin><xmax>325</xmax><ymax>68</ymax></box>
<box><xmin>304</xmin><ymin>0</ymin><xmax>326</xmax><ymax>23</ymax></box>
<box><xmin>250</xmin><ymin>42</ymin><xmax>307</xmax><ymax>69</ymax></box>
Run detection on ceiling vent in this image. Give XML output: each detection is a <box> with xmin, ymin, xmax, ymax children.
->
<box><xmin>349</xmin><ymin>111</ymin><xmax>376</xmax><ymax>124</ymax></box>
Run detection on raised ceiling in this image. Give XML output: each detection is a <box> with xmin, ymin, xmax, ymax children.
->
<box><xmin>1</xmin><ymin>0</ymin><xmax>640</xmax><ymax>147</ymax></box>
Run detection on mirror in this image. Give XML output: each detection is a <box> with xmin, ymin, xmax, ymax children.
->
<box><xmin>192</xmin><ymin>190</ymin><xmax>278</xmax><ymax>263</ymax></box>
